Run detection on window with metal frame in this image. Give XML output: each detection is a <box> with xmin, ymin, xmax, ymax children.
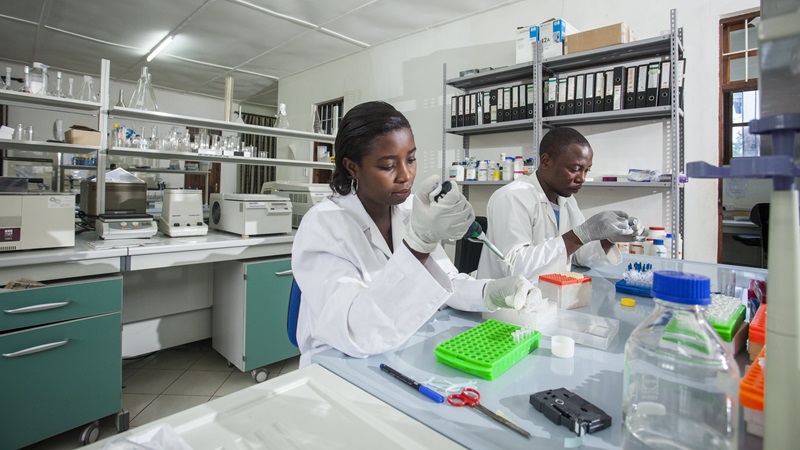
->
<box><xmin>720</xmin><ymin>11</ymin><xmax>760</xmax><ymax>164</ymax></box>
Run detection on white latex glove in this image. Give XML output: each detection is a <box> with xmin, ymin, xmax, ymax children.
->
<box><xmin>404</xmin><ymin>176</ymin><xmax>475</xmax><ymax>253</ymax></box>
<box><xmin>483</xmin><ymin>276</ymin><xmax>533</xmax><ymax>311</ymax></box>
<box><xmin>572</xmin><ymin>210</ymin><xmax>636</xmax><ymax>244</ymax></box>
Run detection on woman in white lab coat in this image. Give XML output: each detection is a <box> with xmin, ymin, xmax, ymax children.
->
<box><xmin>477</xmin><ymin>127</ymin><xmax>643</xmax><ymax>281</ymax></box>
<box><xmin>292</xmin><ymin>101</ymin><xmax>535</xmax><ymax>367</ymax></box>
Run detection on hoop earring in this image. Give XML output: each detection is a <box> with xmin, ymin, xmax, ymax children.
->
<box><xmin>350</xmin><ymin>177</ymin><xmax>358</xmax><ymax>194</ymax></box>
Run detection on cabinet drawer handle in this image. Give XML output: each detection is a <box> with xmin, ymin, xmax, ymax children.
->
<box><xmin>2</xmin><ymin>339</ymin><xmax>70</xmax><ymax>358</ymax></box>
<box><xmin>275</xmin><ymin>270</ymin><xmax>293</xmax><ymax>276</ymax></box>
<box><xmin>4</xmin><ymin>301</ymin><xmax>72</xmax><ymax>314</ymax></box>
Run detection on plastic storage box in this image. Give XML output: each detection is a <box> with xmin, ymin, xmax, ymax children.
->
<box><xmin>748</xmin><ymin>304</ymin><xmax>766</xmax><ymax>361</ymax></box>
<box><xmin>434</xmin><ymin>320</ymin><xmax>541</xmax><ymax>380</ymax></box>
<box><xmin>740</xmin><ymin>346</ymin><xmax>765</xmax><ymax>437</ymax></box>
<box><xmin>539</xmin><ymin>273</ymin><xmax>592</xmax><ymax>310</ymax></box>
<box><xmin>538</xmin><ymin>309</ymin><xmax>619</xmax><ymax>350</ymax></box>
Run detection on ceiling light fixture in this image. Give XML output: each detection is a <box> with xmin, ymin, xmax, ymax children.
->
<box><xmin>146</xmin><ymin>35</ymin><xmax>174</xmax><ymax>62</ymax></box>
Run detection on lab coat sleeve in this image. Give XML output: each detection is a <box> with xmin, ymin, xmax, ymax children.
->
<box><xmin>484</xmin><ymin>186</ymin><xmax>570</xmax><ymax>280</ymax></box>
<box><xmin>292</xmin><ymin>214</ymin><xmax>455</xmax><ymax>360</ymax></box>
<box><xmin>430</xmin><ymin>246</ymin><xmax>488</xmax><ymax>312</ymax></box>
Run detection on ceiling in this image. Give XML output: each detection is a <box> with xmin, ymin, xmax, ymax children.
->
<box><xmin>0</xmin><ymin>0</ymin><xmax>521</xmax><ymax>107</ymax></box>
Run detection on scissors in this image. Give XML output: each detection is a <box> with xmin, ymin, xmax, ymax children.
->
<box><xmin>447</xmin><ymin>388</ymin><xmax>531</xmax><ymax>438</ymax></box>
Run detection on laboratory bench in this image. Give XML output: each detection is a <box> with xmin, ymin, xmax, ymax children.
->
<box><xmin>311</xmin><ymin>254</ymin><xmax>766</xmax><ymax>449</ymax></box>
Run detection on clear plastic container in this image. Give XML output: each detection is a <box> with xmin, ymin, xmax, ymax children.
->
<box><xmin>477</xmin><ymin>160</ymin><xmax>488</xmax><ymax>181</ymax></box>
<box><xmin>502</xmin><ymin>156</ymin><xmax>514</xmax><ymax>181</ymax></box>
<box><xmin>623</xmin><ymin>271</ymin><xmax>740</xmax><ymax>450</ymax></box>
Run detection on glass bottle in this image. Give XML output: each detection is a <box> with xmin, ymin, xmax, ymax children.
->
<box><xmin>77</xmin><ymin>75</ymin><xmax>98</xmax><ymax>102</ymax></box>
<box><xmin>310</xmin><ymin>105</ymin><xmax>322</xmax><ymax>133</ymax></box>
<box><xmin>129</xmin><ymin>67</ymin><xmax>158</xmax><ymax>111</ymax></box>
<box><xmin>67</xmin><ymin>78</ymin><xmax>75</xmax><ymax>99</ymax></box>
<box><xmin>53</xmin><ymin>71</ymin><xmax>66</xmax><ymax>98</ymax></box>
<box><xmin>2</xmin><ymin>67</ymin><xmax>12</xmax><ymax>90</ymax></box>
<box><xmin>623</xmin><ymin>271</ymin><xmax>739</xmax><ymax>450</ymax></box>
<box><xmin>275</xmin><ymin>103</ymin><xmax>289</xmax><ymax>129</ymax></box>
<box><xmin>19</xmin><ymin>66</ymin><xmax>32</xmax><ymax>93</ymax></box>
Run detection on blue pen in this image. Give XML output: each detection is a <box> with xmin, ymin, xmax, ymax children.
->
<box><xmin>379</xmin><ymin>363</ymin><xmax>444</xmax><ymax>403</ymax></box>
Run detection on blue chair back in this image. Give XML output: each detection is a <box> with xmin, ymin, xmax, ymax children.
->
<box><xmin>287</xmin><ymin>278</ymin><xmax>301</xmax><ymax>347</ymax></box>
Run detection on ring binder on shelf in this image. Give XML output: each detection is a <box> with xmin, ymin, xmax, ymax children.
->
<box><xmin>557</xmin><ymin>78</ymin><xmax>568</xmax><ymax>116</ymax></box>
<box><xmin>612</xmin><ymin>66</ymin><xmax>625</xmax><ymax>111</ymax></box>
<box><xmin>584</xmin><ymin>73</ymin><xmax>595</xmax><ymax>113</ymax></box>
<box><xmin>575</xmin><ymin>74</ymin><xmax>585</xmax><ymax>114</ymax></box>
<box><xmin>635</xmin><ymin>64</ymin><xmax>648</xmax><ymax>108</ymax></box>
<box><xmin>566</xmin><ymin>76</ymin><xmax>576</xmax><ymax>115</ymax></box>
<box><xmin>658</xmin><ymin>61</ymin><xmax>671</xmax><ymax>106</ymax></box>
<box><xmin>624</xmin><ymin>66</ymin><xmax>637</xmax><ymax>110</ymax></box>
<box><xmin>646</xmin><ymin>62</ymin><xmax>660</xmax><ymax>107</ymax></box>
<box><xmin>594</xmin><ymin>71</ymin><xmax>605</xmax><ymax>111</ymax></box>
<box><xmin>603</xmin><ymin>69</ymin><xmax>614</xmax><ymax>111</ymax></box>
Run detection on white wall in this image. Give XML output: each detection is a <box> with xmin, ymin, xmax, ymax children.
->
<box><xmin>277</xmin><ymin>0</ymin><xmax>760</xmax><ymax>263</ymax></box>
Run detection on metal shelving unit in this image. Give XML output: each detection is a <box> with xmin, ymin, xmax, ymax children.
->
<box><xmin>442</xmin><ymin>10</ymin><xmax>685</xmax><ymax>256</ymax></box>
<box><xmin>0</xmin><ymin>60</ymin><xmax>109</xmax><ymax>214</ymax></box>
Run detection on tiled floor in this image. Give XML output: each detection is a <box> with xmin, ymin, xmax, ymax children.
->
<box><xmin>28</xmin><ymin>339</ymin><xmax>300</xmax><ymax>449</ymax></box>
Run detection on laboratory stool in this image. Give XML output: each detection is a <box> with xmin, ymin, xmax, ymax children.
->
<box><xmin>287</xmin><ymin>278</ymin><xmax>302</xmax><ymax>347</ymax></box>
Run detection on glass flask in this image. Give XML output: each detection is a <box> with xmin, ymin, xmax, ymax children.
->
<box><xmin>2</xmin><ymin>67</ymin><xmax>11</xmax><ymax>90</ymax></box>
<box><xmin>129</xmin><ymin>67</ymin><xmax>158</xmax><ymax>111</ymax></box>
<box><xmin>115</xmin><ymin>89</ymin><xmax>126</xmax><ymax>108</ymax></box>
<box><xmin>275</xmin><ymin>103</ymin><xmax>289</xmax><ymax>129</ymax></box>
<box><xmin>30</xmin><ymin>62</ymin><xmax>50</xmax><ymax>96</ymax></box>
<box><xmin>19</xmin><ymin>66</ymin><xmax>32</xmax><ymax>93</ymax></box>
<box><xmin>77</xmin><ymin>75</ymin><xmax>98</xmax><ymax>102</ymax></box>
<box><xmin>311</xmin><ymin>105</ymin><xmax>322</xmax><ymax>133</ymax></box>
<box><xmin>67</xmin><ymin>78</ymin><xmax>75</xmax><ymax>99</ymax></box>
<box><xmin>53</xmin><ymin>71</ymin><xmax>66</xmax><ymax>98</ymax></box>
<box><xmin>622</xmin><ymin>271</ymin><xmax>740</xmax><ymax>450</ymax></box>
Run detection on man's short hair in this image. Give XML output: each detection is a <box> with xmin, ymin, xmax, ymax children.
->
<box><xmin>539</xmin><ymin>127</ymin><xmax>591</xmax><ymax>160</ymax></box>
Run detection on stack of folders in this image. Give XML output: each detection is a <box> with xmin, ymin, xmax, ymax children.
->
<box><xmin>450</xmin><ymin>83</ymin><xmax>536</xmax><ymax>128</ymax></box>
<box><xmin>542</xmin><ymin>59</ymin><xmax>685</xmax><ymax>117</ymax></box>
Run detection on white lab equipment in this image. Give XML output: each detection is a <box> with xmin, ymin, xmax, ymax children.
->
<box><xmin>158</xmin><ymin>189</ymin><xmax>208</xmax><ymax>237</ymax></box>
<box><xmin>95</xmin><ymin>214</ymin><xmax>158</xmax><ymax>240</ymax></box>
<box><xmin>260</xmin><ymin>181</ymin><xmax>330</xmax><ymax>228</ymax></box>
<box><xmin>209</xmin><ymin>193</ymin><xmax>291</xmax><ymax>236</ymax></box>
<box><xmin>0</xmin><ymin>193</ymin><xmax>75</xmax><ymax>251</ymax></box>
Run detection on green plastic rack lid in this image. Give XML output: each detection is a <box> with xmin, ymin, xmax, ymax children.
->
<box><xmin>434</xmin><ymin>319</ymin><xmax>541</xmax><ymax>380</ymax></box>
<box><xmin>708</xmin><ymin>305</ymin><xmax>746</xmax><ymax>342</ymax></box>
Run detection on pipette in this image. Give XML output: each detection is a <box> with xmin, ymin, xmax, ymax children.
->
<box><xmin>430</xmin><ymin>181</ymin><xmax>513</xmax><ymax>268</ymax></box>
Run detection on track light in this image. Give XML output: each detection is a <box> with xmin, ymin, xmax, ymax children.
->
<box><xmin>146</xmin><ymin>36</ymin><xmax>174</xmax><ymax>62</ymax></box>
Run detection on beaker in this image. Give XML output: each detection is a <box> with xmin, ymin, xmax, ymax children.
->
<box><xmin>19</xmin><ymin>66</ymin><xmax>32</xmax><ymax>93</ymax></box>
<box><xmin>275</xmin><ymin>103</ymin><xmax>289</xmax><ymax>129</ymax></box>
<box><xmin>77</xmin><ymin>75</ymin><xmax>98</xmax><ymax>102</ymax></box>
<box><xmin>129</xmin><ymin>67</ymin><xmax>158</xmax><ymax>111</ymax></box>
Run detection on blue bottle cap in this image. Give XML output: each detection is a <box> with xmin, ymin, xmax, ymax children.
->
<box><xmin>651</xmin><ymin>271</ymin><xmax>711</xmax><ymax>305</ymax></box>
<box><xmin>654</xmin><ymin>239</ymin><xmax>664</xmax><ymax>245</ymax></box>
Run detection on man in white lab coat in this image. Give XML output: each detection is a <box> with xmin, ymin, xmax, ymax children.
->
<box><xmin>477</xmin><ymin>127</ymin><xmax>642</xmax><ymax>281</ymax></box>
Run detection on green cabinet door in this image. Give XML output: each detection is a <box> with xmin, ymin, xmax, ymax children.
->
<box><xmin>0</xmin><ymin>313</ymin><xmax>121</xmax><ymax>449</ymax></box>
<box><xmin>243</xmin><ymin>258</ymin><xmax>299</xmax><ymax>371</ymax></box>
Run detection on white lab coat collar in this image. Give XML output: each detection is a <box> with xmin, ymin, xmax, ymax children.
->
<box><xmin>524</xmin><ymin>173</ymin><xmax>565</xmax><ymax>232</ymax></box>
<box><xmin>334</xmin><ymin>193</ymin><xmax>410</xmax><ymax>259</ymax></box>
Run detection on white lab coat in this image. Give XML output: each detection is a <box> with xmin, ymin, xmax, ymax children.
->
<box><xmin>292</xmin><ymin>192</ymin><xmax>488</xmax><ymax>367</ymax></box>
<box><xmin>477</xmin><ymin>174</ymin><xmax>621</xmax><ymax>281</ymax></box>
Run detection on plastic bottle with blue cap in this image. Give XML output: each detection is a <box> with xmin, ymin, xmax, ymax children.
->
<box><xmin>622</xmin><ymin>271</ymin><xmax>740</xmax><ymax>450</ymax></box>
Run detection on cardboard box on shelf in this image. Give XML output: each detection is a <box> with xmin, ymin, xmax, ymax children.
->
<box><xmin>515</xmin><ymin>25</ymin><xmax>539</xmax><ymax>64</ymax></box>
<box><xmin>65</xmin><ymin>128</ymin><xmax>100</xmax><ymax>146</ymax></box>
<box><xmin>539</xmin><ymin>18</ymin><xmax>579</xmax><ymax>58</ymax></box>
<box><xmin>565</xmin><ymin>23</ymin><xmax>635</xmax><ymax>55</ymax></box>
